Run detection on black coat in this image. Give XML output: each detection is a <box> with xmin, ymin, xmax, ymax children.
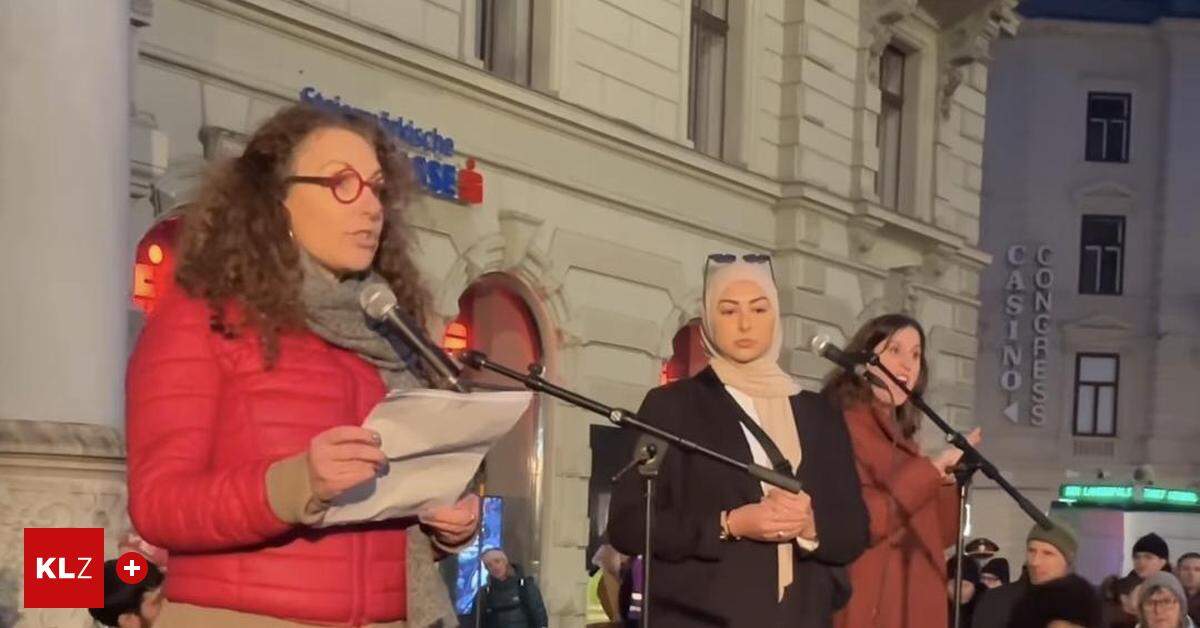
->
<box><xmin>477</xmin><ymin>568</ymin><xmax>548</xmax><ymax>628</ymax></box>
<box><xmin>970</xmin><ymin>579</ymin><xmax>1027</xmax><ymax>628</ymax></box>
<box><xmin>606</xmin><ymin>368</ymin><xmax>870</xmax><ymax>628</ymax></box>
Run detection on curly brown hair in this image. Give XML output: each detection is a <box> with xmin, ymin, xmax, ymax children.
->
<box><xmin>175</xmin><ymin>103</ymin><xmax>429</xmax><ymax>364</ymax></box>
<box><xmin>820</xmin><ymin>313</ymin><xmax>930</xmax><ymax>439</ymax></box>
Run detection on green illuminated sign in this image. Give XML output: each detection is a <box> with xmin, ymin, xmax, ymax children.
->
<box><xmin>1057</xmin><ymin>484</ymin><xmax>1200</xmax><ymax>511</ymax></box>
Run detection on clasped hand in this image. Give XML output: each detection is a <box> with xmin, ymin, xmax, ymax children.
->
<box><xmin>727</xmin><ymin>489</ymin><xmax>816</xmax><ymax>543</ymax></box>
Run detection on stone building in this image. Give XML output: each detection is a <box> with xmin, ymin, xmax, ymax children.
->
<box><xmin>1</xmin><ymin>0</ymin><xmax>1018</xmax><ymax>625</ymax></box>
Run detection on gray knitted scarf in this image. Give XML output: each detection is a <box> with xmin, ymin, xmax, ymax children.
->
<box><xmin>298</xmin><ymin>251</ymin><xmax>457</xmax><ymax>628</ymax></box>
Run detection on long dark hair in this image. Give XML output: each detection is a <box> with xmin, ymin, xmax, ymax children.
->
<box><xmin>821</xmin><ymin>313</ymin><xmax>930</xmax><ymax>439</ymax></box>
<box><xmin>174</xmin><ymin>104</ymin><xmax>428</xmax><ymax>364</ymax></box>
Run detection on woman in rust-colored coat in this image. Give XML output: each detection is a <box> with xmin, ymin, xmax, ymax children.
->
<box><xmin>827</xmin><ymin>314</ymin><xmax>982</xmax><ymax>628</ymax></box>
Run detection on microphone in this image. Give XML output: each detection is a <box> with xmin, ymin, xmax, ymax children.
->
<box><xmin>809</xmin><ymin>335</ymin><xmax>886</xmax><ymax>388</ymax></box>
<box><xmin>359</xmin><ymin>284</ymin><xmax>467</xmax><ymax>392</ymax></box>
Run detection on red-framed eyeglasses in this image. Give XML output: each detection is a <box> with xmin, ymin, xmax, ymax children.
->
<box><xmin>285</xmin><ymin>167</ymin><xmax>385</xmax><ymax>204</ymax></box>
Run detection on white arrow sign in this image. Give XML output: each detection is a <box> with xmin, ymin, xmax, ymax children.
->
<box><xmin>1003</xmin><ymin>401</ymin><xmax>1020</xmax><ymax>424</ymax></box>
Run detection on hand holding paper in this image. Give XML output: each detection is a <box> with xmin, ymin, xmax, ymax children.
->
<box><xmin>307</xmin><ymin>425</ymin><xmax>387</xmax><ymax>502</ymax></box>
<box><xmin>316</xmin><ymin>388</ymin><xmax>533</xmax><ymax>528</ymax></box>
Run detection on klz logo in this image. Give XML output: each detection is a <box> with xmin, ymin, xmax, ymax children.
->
<box><xmin>24</xmin><ymin>528</ymin><xmax>103</xmax><ymax>608</ymax></box>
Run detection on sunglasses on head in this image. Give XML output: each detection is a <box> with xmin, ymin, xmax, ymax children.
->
<box><xmin>707</xmin><ymin>253</ymin><xmax>772</xmax><ymax>264</ymax></box>
<box><xmin>703</xmin><ymin>253</ymin><xmax>776</xmax><ymax>307</ymax></box>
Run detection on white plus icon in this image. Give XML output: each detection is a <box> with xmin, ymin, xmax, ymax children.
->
<box><xmin>123</xmin><ymin>560</ymin><xmax>142</xmax><ymax>579</ymax></box>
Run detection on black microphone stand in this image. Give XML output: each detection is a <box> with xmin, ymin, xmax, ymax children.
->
<box><xmin>861</xmin><ymin>354</ymin><xmax>1052</xmax><ymax>628</ymax></box>
<box><xmin>459</xmin><ymin>350</ymin><xmax>801</xmax><ymax>628</ymax></box>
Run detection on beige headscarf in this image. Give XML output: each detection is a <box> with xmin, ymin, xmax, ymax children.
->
<box><xmin>700</xmin><ymin>258</ymin><xmax>802</xmax><ymax>600</ymax></box>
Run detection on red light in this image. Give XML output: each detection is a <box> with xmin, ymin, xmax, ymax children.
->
<box><xmin>443</xmin><ymin>321</ymin><xmax>469</xmax><ymax>351</ymax></box>
<box><xmin>132</xmin><ymin>214</ymin><xmax>182</xmax><ymax>315</ymax></box>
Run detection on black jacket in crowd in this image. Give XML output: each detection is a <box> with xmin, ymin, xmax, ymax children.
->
<box><xmin>476</xmin><ymin>566</ymin><xmax>548</xmax><ymax>628</ymax></box>
<box><xmin>606</xmin><ymin>368</ymin><xmax>870</xmax><ymax>628</ymax></box>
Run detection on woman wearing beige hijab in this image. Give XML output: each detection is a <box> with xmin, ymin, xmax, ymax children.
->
<box><xmin>607</xmin><ymin>254</ymin><xmax>869</xmax><ymax>628</ymax></box>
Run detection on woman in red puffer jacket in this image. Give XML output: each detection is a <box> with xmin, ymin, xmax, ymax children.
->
<box><xmin>126</xmin><ymin>104</ymin><xmax>478</xmax><ymax>627</ymax></box>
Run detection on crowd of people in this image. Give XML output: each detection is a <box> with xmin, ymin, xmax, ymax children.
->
<box><xmin>955</xmin><ymin>530</ymin><xmax>1200</xmax><ymax>628</ymax></box>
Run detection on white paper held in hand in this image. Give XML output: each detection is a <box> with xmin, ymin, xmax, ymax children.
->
<box><xmin>316</xmin><ymin>388</ymin><xmax>533</xmax><ymax>527</ymax></box>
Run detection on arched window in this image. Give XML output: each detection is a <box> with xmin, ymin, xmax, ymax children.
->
<box><xmin>445</xmin><ymin>273</ymin><xmax>546</xmax><ymax>610</ymax></box>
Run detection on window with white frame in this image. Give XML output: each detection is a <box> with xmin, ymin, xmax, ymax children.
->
<box><xmin>1073</xmin><ymin>353</ymin><xmax>1119</xmax><ymax>437</ymax></box>
<box><xmin>477</xmin><ymin>0</ymin><xmax>533</xmax><ymax>85</ymax></box>
<box><xmin>877</xmin><ymin>46</ymin><xmax>905</xmax><ymax>209</ymax></box>
<box><xmin>1085</xmin><ymin>92</ymin><xmax>1131</xmax><ymax>163</ymax></box>
<box><xmin>688</xmin><ymin>0</ymin><xmax>729</xmax><ymax>158</ymax></box>
<box><xmin>1079</xmin><ymin>215</ymin><xmax>1125</xmax><ymax>295</ymax></box>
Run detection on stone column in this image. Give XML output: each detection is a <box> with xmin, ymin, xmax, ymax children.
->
<box><xmin>0</xmin><ymin>1</ymin><xmax>136</xmax><ymax>625</ymax></box>
<box><xmin>0</xmin><ymin>0</ymin><xmax>131</xmax><ymax>427</ymax></box>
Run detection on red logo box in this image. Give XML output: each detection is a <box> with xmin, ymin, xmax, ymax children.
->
<box><xmin>23</xmin><ymin>528</ymin><xmax>104</xmax><ymax>608</ymax></box>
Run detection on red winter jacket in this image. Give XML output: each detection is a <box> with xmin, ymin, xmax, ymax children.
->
<box><xmin>126</xmin><ymin>291</ymin><xmax>408</xmax><ymax>625</ymax></box>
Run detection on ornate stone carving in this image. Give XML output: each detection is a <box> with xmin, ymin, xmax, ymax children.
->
<box><xmin>848</xmin><ymin>215</ymin><xmax>886</xmax><ymax>255</ymax></box>
<box><xmin>199</xmin><ymin>125</ymin><xmax>249</xmax><ymax>161</ymax></box>
<box><xmin>130</xmin><ymin>110</ymin><xmax>169</xmax><ymax>201</ymax></box>
<box><xmin>0</xmin><ymin>419</ymin><xmax>124</xmax><ymax>459</ymax></box>
<box><xmin>921</xmin><ymin>244</ymin><xmax>958</xmax><ymax>279</ymax></box>
<box><xmin>0</xmin><ymin>419</ymin><xmax>128</xmax><ymax>628</ymax></box>
<box><xmin>938</xmin><ymin>0</ymin><xmax>1021</xmax><ymax>117</ymax></box>
<box><xmin>863</xmin><ymin>0</ymin><xmax>920</xmax><ymax>84</ymax></box>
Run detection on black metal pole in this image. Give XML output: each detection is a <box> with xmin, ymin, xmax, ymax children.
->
<box><xmin>951</xmin><ymin>464</ymin><xmax>975</xmax><ymax>628</ymax></box>
<box><xmin>642</xmin><ymin>462</ymin><xmax>654</xmax><ymax>628</ymax></box>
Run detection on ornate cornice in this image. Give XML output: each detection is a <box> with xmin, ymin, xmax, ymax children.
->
<box><xmin>0</xmin><ymin>418</ymin><xmax>124</xmax><ymax>459</ymax></box>
<box><xmin>864</xmin><ymin>0</ymin><xmax>920</xmax><ymax>84</ymax></box>
<box><xmin>938</xmin><ymin>0</ymin><xmax>1021</xmax><ymax>117</ymax></box>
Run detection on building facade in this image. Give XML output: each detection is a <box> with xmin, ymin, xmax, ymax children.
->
<box><xmin>974</xmin><ymin>0</ymin><xmax>1200</xmax><ymax>566</ymax></box>
<box><xmin>1</xmin><ymin>0</ymin><xmax>1018</xmax><ymax>625</ymax></box>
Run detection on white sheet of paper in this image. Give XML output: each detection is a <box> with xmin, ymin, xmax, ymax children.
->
<box><xmin>317</xmin><ymin>388</ymin><xmax>533</xmax><ymax>527</ymax></box>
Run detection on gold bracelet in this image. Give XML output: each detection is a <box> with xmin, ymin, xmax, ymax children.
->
<box><xmin>719</xmin><ymin>510</ymin><xmax>738</xmax><ymax>541</ymax></box>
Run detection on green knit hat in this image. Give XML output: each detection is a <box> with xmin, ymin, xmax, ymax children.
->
<box><xmin>1027</xmin><ymin>518</ymin><xmax>1079</xmax><ymax>565</ymax></box>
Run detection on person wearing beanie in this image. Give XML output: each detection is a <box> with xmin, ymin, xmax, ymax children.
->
<box><xmin>1134</xmin><ymin>533</ymin><xmax>1172</xmax><ymax>578</ymax></box>
<box><xmin>1136</xmin><ymin>571</ymin><xmax>1196</xmax><ymax>628</ymax></box>
<box><xmin>1006</xmin><ymin>569</ymin><xmax>1103</xmax><ymax>628</ymax></box>
<box><xmin>970</xmin><ymin>518</ymin><xmax>1079</xmax><ymax>628</ymax></box>
<box><xmin>981</xmin><ymin>558</ymin><xmax>1011</xmax><ymax>590</ymax></box>
<box><xmin>88</xmin><ymin>559</ymin><xmax>165</xmax><ymax>627</ymax></box>
<box><xmin>1027</xmin><ymin>519</ymin><xmax>1079</xmax><ymax>584</ymax></box>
